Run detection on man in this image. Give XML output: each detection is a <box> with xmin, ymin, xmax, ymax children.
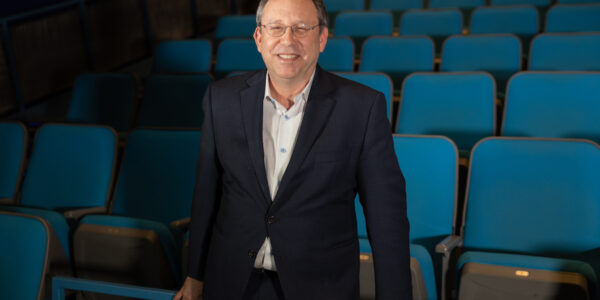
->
<box><xmin>174</xmin><ymin>0</ymin><xmax>412</xmax><ymax>298</ymax></box>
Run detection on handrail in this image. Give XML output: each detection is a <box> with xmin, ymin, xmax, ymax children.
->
<box><xmin>52</xmin><ymin>276</ymin><xmax>176</xmax><ymax>300</ymax></box>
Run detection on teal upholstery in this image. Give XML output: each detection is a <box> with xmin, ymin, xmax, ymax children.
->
<box><xmin>503</xmin><ymin>72</ymin><xmax>600</xmax><ymax>143</ymax></box>
<box><xmin>529</xmin><ymin>33</ymin><xmax>600</xmax><ymax>71</ymax></box>
<box><xmin>215</xmin><ymin>38</ymin><xmax>265</xmax><ymax>79</ymax></box>
<box><xmin>429</xmin><ymin>0</ymin><xmax>484</xmax><ymax>9</ymax></box>
<box><xmin>545</xmin><ymin>4</ymin><xmax>600</xmax><ymax>33</ymax></box>
<box><xmin>3</xmin><ymin>124</ymin><xmax>117</xmax><ymax>258</ymax></box>
<box><xmin>153</xmin><ymin>40</ymin><xmax>211</xmax><ymax>73</ymax></box>
<box><xmin>67</xmin><ymin>73</ymin><xmax>137</xmax><ymax>132</ymax></box>
<box><xmin>558</xmin><ymin>0</ymin><xmax>600</xmax><ymax>4</ymax></box>
<box><xmin>0</xmin><ymin>212</ymin><xmax>48</xmax><ymax>300</ymax></box>
<box><xmin>0</xmin><ymin>122</ymin><xmax>26</xmax><ymax>200</ymax></box>
<box><xmin>371</xmin><ymin>0</ymin><xmax>423</xmax><ymax>10</ymax></box>
<box><xmin>215</xmin><ymin>15</ymin><xmax>256</xmax><ymax>40</ymax></box>
<box><xmin>324</xmin><ymin>0</ymin><xmax>365</xmax><ymax>13</ymax></box>
<box><xmin>336</xmin><ymin>72</ymin><xmax>393</xmax><ymax>120</ymax></box>
<box><xmin>356</xmin><ymin>135</ymin><xmax>458</xmax><ymax>299</ymax></box>
<box><xmin>359</xmin><ymin>36</ymin><xmax>434</xmax><ymax>92</ymax></box>
<box><xmin>137</xmin><ymin>73</ymin><xmax>212</xmax><ymax>128</ymax></box>
<box><xmin>460</xmin><ymin>137</ymin><xmax>600</xmax><ymax>298</ymax></box>
<box><xmin>334</xmin><ymin>11</ymin><xmax>393</xmax><ymax>52</ymax></box>
<box><xmin>318</xmin><ymin>37</ymin><xmax>354</xmax><ymax>72</ymax></box>
<box><xmin>396</xmin><ymin>72</ymin><xmax>495</xmax><ymax>152</ymax></box>
<box><xmin>78</xmin><ymin>129</ymin><xmax>201</xmax><ymax>280</ymax></box>
<box><xmin>470</xmin><ymin>5</ymin><xmax>539</xmax><ymax>36</ymax></box>
<box><xmin>441</xmin><ymin>34</ymin><xmax>521</xmax><ymax>94</ymax></box>
<box><xmin>400</xmin><ymin>8</ymin><xmax>463</xmax><ymax>37</ymax></box>
<box><xmin>490</xmin><ymin>0</ymin><xmax>549</xmax><ymax>6</ymax></box>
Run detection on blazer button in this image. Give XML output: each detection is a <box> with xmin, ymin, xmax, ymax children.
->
<box><xmin>267</xmin><ymin>216</ymin><xmax>275</xmax><ymax>224</ymax></box>
<box><xmin>248</xmin><ymin>250</ymin><xmax>256</xmax><ymax>258</ymax></box>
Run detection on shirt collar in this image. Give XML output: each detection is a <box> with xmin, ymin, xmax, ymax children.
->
<box><xmin>264</xmin><ymin>69</ymin><xmax>316</xmax><ymax>112</ymax></box>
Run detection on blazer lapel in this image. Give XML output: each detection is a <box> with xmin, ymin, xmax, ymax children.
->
<box><xmin>240</xmin><ymin>70</ymin><xmax>272</xmax><ymax>206</ymax></box>
<box><xmin>273</xmin><ymin>66</ymin><xmax>337</xmax><ymax>204</ymax></box>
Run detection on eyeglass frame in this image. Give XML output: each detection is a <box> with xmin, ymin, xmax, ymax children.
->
<box><xmin>258</xmin><ymin>22</ymin><xmax>323</xmax><ymax>38</ymax></box>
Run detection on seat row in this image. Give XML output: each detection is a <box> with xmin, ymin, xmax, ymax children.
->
<box><xmin>356</xmin><ymin>135</ymin><xmax>600</xmax><ymax>300</ymax></box>
<box><xmin>0</xmin><ymin>123</ymin><xmax>201</xmax><ymax>297</ymax></box>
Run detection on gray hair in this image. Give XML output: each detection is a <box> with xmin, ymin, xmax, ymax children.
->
<box><xmin>256</xmin><ymin>0</ymin><xmax>328</xmax><ymax>29</ymax></box>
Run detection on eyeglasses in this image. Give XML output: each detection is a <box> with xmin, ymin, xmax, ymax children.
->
<box><xmin>259</xmin><ymin>23</ymin><xmax>321</xmax><ymax>38</ymax></box>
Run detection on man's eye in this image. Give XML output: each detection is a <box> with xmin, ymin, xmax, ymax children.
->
<box><xmin>270</xmin><ymin>26</ymin><xmax>284</xmax><ymax>31</ymax></box>
<box><xmin>295</xmin><ymin>27</ymin><xmax>309</xmax><ymax>33</ymax></box>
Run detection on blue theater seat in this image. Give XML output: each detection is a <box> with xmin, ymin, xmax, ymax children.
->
<box><xmin>441</xmin><ymin>34</ymin><xmax>521</xmax><ymax>95</ymax></box>
<box><xmin>0</xmin><ymin>122</ymin><xmax>26</xmax><ymax>204</ymax></box>
<box><xmin>136</xmin><ymin>73</ymin><xmax>212</xmax><ymax>128</ymax></box>
<box><xmin>153</xmin><ymin>40</ymin><xmax>211</xmax><ymax>74</ymax></box>
<box><xmin>445</xmin><ymin>137</ymin><xmax>600</xmax><ymax>300</ymax></box>
<box><xmin>529</xmin><ymin>33</ymin><xmax>600</xmax><ymax>71</ymax></box>
<box><xmin>66</xmin><ymin>73</ymin><xmax>137</xmax><ymax>132</ymax></box>
<box><xmin>334</xmin><ymin>11</ymin><xmax>393</xmax><ymax>54</ymax></box>
<box><xmin>396</xmin><ymin>72</ymin><xmax>495</xmax><ymax>154</ymax></box>
<box><xmin>356</xmin><ymin>135</ymin><xmax>459</xmax><ymax>300</ymax></box>
<box><xmin>490</xmin><ymin>0</ymin><xmax>549</xmax><ymax>6</ymax></box>
<box><xmin>502</xmin><ymin>72</ymin><xmax>600</xmax><ymax>143</ymax></box>
<box><xmin>336</xmin><ymin>72</ymin><xmax>394</xmax><ymax>121</ymax></box>
<box><xmin>214</xmin><ymin>15</ymin><xmax>256</xmax><ymax>41</ymax></box>
<box><xmin>399</xmin><ymin>8</ymin><xmax>463</xmax><ymax>55</ymax></box>
<box><xmin>359</xmin><ymin>36</ymin><xmax>434</xmax><ymax>94</ymax></box>
<box><xmin>74</xmin><ymin>129</ymin><xmax>201</xmax><ymax>289</ymax></box>
<box><xmin>545</xmin><ymin>3</ymin><xmax>600</xmax><ymax>33</ymax></box>
<box><xmin>215</xmin><ymin>38</ymin><xmax>265</xmax><ymax>79</ymax></box>
<box><xmin>0</xmin><ymin>124</ymin><xmax>117</xmax><ymax>260</ymax></box>
<box><xmin>323</xmin><ymin>0</ymin><xmax>365</xmax><ymax>25</ymax></box>
<box><xmin>318</xmin><ymin>37</ymin><xmax>354</xmax><ymax>72</ymax></box>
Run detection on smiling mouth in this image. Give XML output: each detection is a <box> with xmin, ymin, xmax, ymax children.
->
<box><xmin>277</xmin><ymin>54</ymin><xmax>299</xmax><ymax>61</ymax></box>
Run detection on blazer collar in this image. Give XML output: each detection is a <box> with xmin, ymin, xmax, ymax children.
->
<box><xmin>239</xmin><ymin>66</ymin><xmax>337</xmax><ymax>207</ymax></box>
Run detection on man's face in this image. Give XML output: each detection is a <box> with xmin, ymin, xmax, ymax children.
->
<box><xmin>254</xmin><ymin>0</ymin><xmax>328</xmax><ymax>84</ymax></box>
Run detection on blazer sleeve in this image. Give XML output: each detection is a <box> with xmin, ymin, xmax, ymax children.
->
<box><xmin>357</xmin><ymin>92</ymin><xmax>412</xmax><ymax>299</ymax></box>
<box><xmin>188</xmin><ymin>84</ymin><xmax>223</xmax><ymax>281</ymax></box>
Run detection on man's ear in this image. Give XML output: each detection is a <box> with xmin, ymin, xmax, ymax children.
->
<box><xmin>253</xmin><ymin>27</ymin><xmax>262</xmax><ymax>53</ymax></box>
<box><xmin>319</xmin><ymin>27</ymin><xmax>329</xmax><ymax>53</ymax></box>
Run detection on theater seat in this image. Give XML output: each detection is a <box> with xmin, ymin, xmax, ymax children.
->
<box><xmin>215</xmin><ymin>38</ymin><xmax>265</xmax><ymax>79</ymax></box>
<box><xmin>74</xmin><ymin>129</ymin><xmax>201</xmax><ymax>290</ymax></box>
<box><xmin>0</xmin><ymin>122</ymin><xmax>26</xmax><ymax>204</ymax></box>
<box><xmin>153</xmin><ymin>40</ymin><xmax>211</xmax><ymax>74</ymax></box>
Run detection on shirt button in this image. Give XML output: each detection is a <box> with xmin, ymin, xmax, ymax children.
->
<box><xmin>280</xmin><ymin>148</ymin><xmax>286</xmax><ymax>153</ymax></box>
<box><xmin>267</xmin><ymin>216</ymin><xmax>275</xmax><ymax>224</ymax></box>
<box><xmin>284</xmin><ymin>115</ymin><xmax>290</xmax><ymax>120</ymax></box>
<box><xmin>248</xmin><ymin>250</ymin><xmax>257</xmax><ymax>258</ymax></box>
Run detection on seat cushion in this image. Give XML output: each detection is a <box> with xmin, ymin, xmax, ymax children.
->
<box><xmin>80</xmin><ymin>214</ymin><xmax>179</xmax><ymax>277</ymax></box>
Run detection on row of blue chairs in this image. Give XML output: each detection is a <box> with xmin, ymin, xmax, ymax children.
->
<box><xmin>0</xmin><ymin>124</ymin><xmax>201</xmax><ymax>297</ymax></box>
<box><xmin>214</xmin><ymin>4</ymin><xmax>600</xmax><ymax>41</ymax></box>
<box><xmin>357</xmin><ymin>135</ymin><xmax>600</xmax><ymax>300</ymax></box>
<box><xmin>323</xmin><ymin>0</ymin><xmax>599</xmax><ymax>13</ymax></box>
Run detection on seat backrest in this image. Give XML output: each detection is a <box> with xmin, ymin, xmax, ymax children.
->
<box><xmin>318</xmin><ymin>37</ymin><xmax>355</xmax><ymax>72</ymax></box>
<box><xmin>397</xmin><ymin>72</ymin><xmax>495</xmax><ymax>151</ymax></box>
<box><xmin>0</xmin><ymin>212</ymin><xmax>49</xmax><ymax>300</ymax></box>
<box><xmin>334</xmin><ymin>11</ymin><xmax>393</xmax><ymax>38</ymax></box>
<box><xmin>463</xmin><ymin>137</ymin><xmax>600</xmax><ymax>255</ymax></box>
<box><xmin>137</xmin><ymin>73</ymin><xmax>212</xmax><ymax>128</ymax></box>
<box><xmin>111</xmin><ymin>129</ymin><xmax>201</xmax><ymax>225</ymax></box>
<box><xmin>370</xmin><ymin>0</ymin><xmax>423</xmax><ymax>10</ymax></box>
<box><xmin>0</xmin><ymin>122</ymin><xmax>26</xmax><ymax>201</ymax></box>
<box><xmin>557</xmin><ymin>0</ymin><xmax>600</xmax><ymax>4</ymax></box>
<box><xmin>153</xmin><ymin>40</ymin><xmax>211</xmax><ymax>73</ymax></box>
<box><xmin>324</xmin><ymin>0</ymin><xmax>365</xmax><ymax>13</ymax></box>
<box><xmin>441</xmin><ymin>34</ymin><xmax>521</xmax><ymax>87</ymax></box>
<box><xmin>215</xmin><ymin>15</ymin><xmax>256</xmax><ymax>40</ymax></box>
<box><xmin>470</xmin><ymin>5</ymin><xmax>539</xmax><ymax>36</ymax></box>
<box><xmin>529</xmin><ymin>33</ymin><xmax>600</xmax><ymax>70</ymax></box>
<box><xmin>20</xmin><ymin>124</ymin><xmax>116</xmax><ymax>210</ymax></box>
<box><xmin>503</xmin><ymin>72</ymin><xmax>600</xmax><ymax>142</ymax></box>
<box><xmin>359</xmin><ymin>36</ymin><xmax>434</xmax><ymax>88</ymax></box>
<box><xmin>400</xmin><ymin>8</ymin><xmax>463</xmax><ymax>37</ymax></box>
<box><xmin>490</xmin><ymin>0</ymin><xmax>549</xmax><ymax>6</ymax></box>
<box><xmin>335</xmin><ymin>72</ymin><xmax>393</xmax><ymax>120</ymax></box>
<box><xmin>67</xmin><ymin>73</ymin><xmax>137</xmax><ymax>132</ymax></box>
<box><xmin>355</xmin><ymin>135</ymin><xmax>457</xmax><ymax>244</ymax></box>
<box><xmin>215</xmin><ymin>38</ymin><xmax>265</xmax><ymax>78</ymax></box>
<box><xmin>429</xmin><ymin>0</ymin><xmax>484</xmax><ymax>9</ymax></box>
<box><xmin>545</xmin><ymin>4</ymin><xmax>600</xmax><ymax>33</ymax></box>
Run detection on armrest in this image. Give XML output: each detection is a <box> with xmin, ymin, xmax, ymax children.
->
<box><xmin>170</xmin><ymin>217</ymin><xmax>191</xmax><ymax>231</ymax></box>
<box><xmin>435</xmin><ymin>235</ymin><xmax>462</xmax><ymax>255</ymax></box>
<box><xmin>63</xmin><ymin>206</ymin><xmax>107</xmax><ymax>220</ymax></box>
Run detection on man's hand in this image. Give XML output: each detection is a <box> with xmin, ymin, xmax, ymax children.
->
<box><xmin>173</xmin><ymin>276</ymin><xmax>204</xmax><ymax>300</ymax></box>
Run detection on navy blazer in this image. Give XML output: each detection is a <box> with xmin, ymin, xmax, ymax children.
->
<box><xmin>188</xmin><ymin>66</ymin><xmax>412</xmax><ymax>300</ymax></box>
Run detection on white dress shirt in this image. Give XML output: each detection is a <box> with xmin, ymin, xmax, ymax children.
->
<box><xmin>253</xmin><ymin>71</ymin><xmax>315</xmax><ymax>271</ymax></box>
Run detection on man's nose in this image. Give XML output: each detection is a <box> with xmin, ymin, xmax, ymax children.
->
<box><xmin>280</xmin><ymin>27</ymin><xmax>294</xmax><ymax>44</ymax></box>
